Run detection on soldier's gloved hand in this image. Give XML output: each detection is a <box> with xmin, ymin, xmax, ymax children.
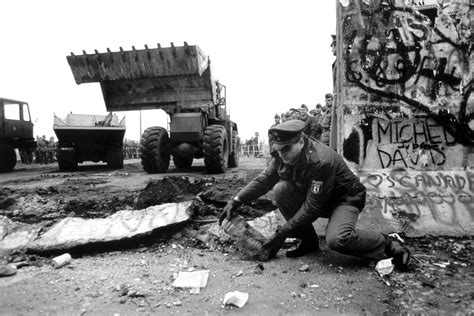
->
<box><xmin>219</xmin><ymin>197</ymin><xmax>242</xmax><ymax>225</ymax></box>
<box><xmin>260</xmin><ymin>225</ymin><xmax>291</xmax><ymax>260</ymax></box>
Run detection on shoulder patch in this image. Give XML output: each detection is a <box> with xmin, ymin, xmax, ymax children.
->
<box><xmin>311</xmin><ymin>180</ymin><xmax>323</xmax><ymax>194</ymax></box>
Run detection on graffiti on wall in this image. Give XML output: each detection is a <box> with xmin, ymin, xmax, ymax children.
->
<box><xmin>341</xmin><ymin>0</ymin><xmax>473</xmax><ymax>147</ymax></box>
<box><xmin>360</xmin><ymin>170</ymin><xmax>474</xmax><ymax>233</ymax></box>
<box><xmin>343</xmin><ymin>115</ymin><xmax>466</xmax><ymax>169</ymax></box>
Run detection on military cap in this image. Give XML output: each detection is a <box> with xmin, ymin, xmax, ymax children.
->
<box><xmin>268</xmin><ymin>119</ymin><xmax>305</xmax><ymax>151</ymax></box>
<box><xmin>300</xmin><ymin>104</ymin><xmax>308</xmax><ymax>110</ymax></box>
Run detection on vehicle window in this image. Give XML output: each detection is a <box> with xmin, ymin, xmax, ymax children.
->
<box><xmin>4</xmin><ymin>102</ymin><xmax>20</xmax><ymax>120</ymax></box>
<box><xmin>22</xmin><ymin>104</ymin><xmax>31</xmax><ymax>121</ymax></box>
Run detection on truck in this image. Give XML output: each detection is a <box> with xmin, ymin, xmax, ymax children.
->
<box><xmin>66</xmin><ymin>42</ymin><xmax>239</xmax><ymax>174</ymax></box>
<box><xmin>0</xmin><ymin>98</ymin><xmax>37</xmax><ymax>173</ymax></box>
<box><xmin>53</xmin><ymin>112</ymin><xmax>126</xmax><ymax>170</ymax></box>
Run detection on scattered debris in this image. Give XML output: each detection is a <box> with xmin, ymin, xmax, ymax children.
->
<box><xmin>254</xmin><ymin>263</ymin><xmax>264</xmax><ymax>274</ymax></box>
<box><xmin>223</xmin><ymin>291</ymin><xmax>249</xmax><ymax>308</ymax></box>
<box><xmin>299</xmin><ymin>264</ymin><xmax>310</xmax><ymax>272</ymax></box>
<box><xmin>51</xmin><ymin>253</ymin><xmax>72</xmax><ymax>269</ymax></box>
<box><xmin>221</xmin><ymin>216</ymin><xmax>269</xmax><ymax>260</ymax></box>
<box><xmin>231</xmin><ymin>270</ymin><xmax>243</xmax><ymax>278</ymax></box>
<box><xmin>172</xmin><ymin>270</ymin><xmax>209</xmax><ymax>294</ymax></box>
<box><xmin>0</xmin><ymin>264</ymin><xmax>17</xmax><ymax>277</ymax></box>
<box><xmin>375</xmin><ymin>258</ymin><xmax>394</xmax><ymax>277</ymax></box>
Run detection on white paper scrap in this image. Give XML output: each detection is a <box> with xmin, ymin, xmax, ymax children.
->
<box><xmin>223</xmin><ymin>291</ymin><xmax>249</xmax><ymax>308</ymax></box>
<box><xmin>172</xmin><ymin>270</ymin><xmax>209</xmax><ymax>289</ymax></box>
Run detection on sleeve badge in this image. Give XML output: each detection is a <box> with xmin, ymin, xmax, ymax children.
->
<box><xmin>311</xmin><ymin>180</ymin><xmax>323</xmax><ymax>194</ymax></box>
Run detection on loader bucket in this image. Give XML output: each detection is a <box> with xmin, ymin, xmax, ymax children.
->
<box><xmin>66</xmin><ymin>44</ymin><xmax>216</xmax><ymax>113</ymax></box>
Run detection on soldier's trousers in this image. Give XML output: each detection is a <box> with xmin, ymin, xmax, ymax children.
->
<box><xmin>273</xmin><ymin>180</ymin><xmax>387</xmax><ymax>260</ymax></box>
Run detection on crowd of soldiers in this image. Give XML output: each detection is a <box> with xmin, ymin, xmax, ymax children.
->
<box><xmin>19</xmin><ymin>135</ymin><xmax>57</xmax><ymax>165</ymax></box>
<box><xmin>271</xmin><ymin>92</ymin><xmax>334</xmax><ymax>146</ymax></box>
<box><xmin>243</xmin><ymin>132</ymin><xmax>263</xmax><ymax>157</ymax></box>
<box><xmin>123</xmin><ymin>139</ymin><xmax>140</xmax><ymax>160</ymax></box>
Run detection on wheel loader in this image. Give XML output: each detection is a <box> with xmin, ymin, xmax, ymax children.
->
<box><xmin>66</xmin><ymin>42</ymin><xmax>239</xmax><ymax>173</ymax></box>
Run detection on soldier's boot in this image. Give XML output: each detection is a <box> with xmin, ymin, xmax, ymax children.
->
<box><xmin>384</xmin><ymin>233</ymin><xmax>410</xmax><ymax>270</ymax></box>
<box><xmin>286</xmin><ymin>225</ymin><xmax>320</xmax><ymax>258</ymax></box>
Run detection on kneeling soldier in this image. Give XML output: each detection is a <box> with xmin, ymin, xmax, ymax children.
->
<box><xmin>220</xmin><ymin>120</ymin><xmax>410</xmax><ymax>270</ymax></box>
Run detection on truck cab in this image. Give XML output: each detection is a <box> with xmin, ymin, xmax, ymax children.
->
<box><xmin>0</xmin><ymin>98</ymin><xmax>37</xmax><ymax>172</ymax></box>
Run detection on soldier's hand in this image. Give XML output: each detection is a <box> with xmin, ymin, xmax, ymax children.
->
<box><xmin>219</xmin><ymin>198</ymin><xmax>242</xmax><ymax>225</ymax></box>
<box><xmin>260</xmin><ymin>225</ymin><xmax>291</xmax><ymax>260</ymax></box>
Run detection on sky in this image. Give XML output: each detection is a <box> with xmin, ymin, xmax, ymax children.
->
<box><xmin>0</xmin><ymin>0</ymin><xmax>336</xmax><ymax>142</ymax></box>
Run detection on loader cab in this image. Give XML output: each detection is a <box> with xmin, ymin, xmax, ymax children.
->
<box><xmin>215</xmin><ymin>81</ymin><xmax>227</xmax><ymax>121</ymax></box>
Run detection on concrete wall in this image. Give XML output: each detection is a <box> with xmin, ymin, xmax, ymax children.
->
<box><xmin>337</xmin><ymin>0</ymin><xmax>473</xmax><ymax>235</ymax></box>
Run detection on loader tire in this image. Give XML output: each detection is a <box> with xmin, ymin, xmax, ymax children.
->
<box><xmin>107</xmin><ymin>144</ymin><xmax>124</xmax><ymax>169</ymax></box>
<box><xmin>140</xmin><ymin>127</ymin><xmax>170</xmax><ymax>173</ymax></box>
<box><xmin>203</xmin><ymin>125</ymin><xmax>228</xmax><ymax>174</ymax></box>
<box><xmin>173</xmin><ymin>156</ymin><xmax>193</xmax><ymax>169</ymax></box>
<box><xmin>0</xmin><ymin>144</ymin><xmax>17</xmax><ymax>173</ymax></box>
<box><xmin>228</xmin><ymin>130</ymin><xmax>240</xmax><ymax>168</ymax></box>
<box><xmin>57</xmin><ymin>148</ymin><xmax>78</xmax><ymax>171</ymax></box>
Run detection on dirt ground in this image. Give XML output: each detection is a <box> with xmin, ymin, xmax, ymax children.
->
<box><xmin>0</xmin><ymin>158</ymin><xmax>472</xmax><ymax>315</ymax></box>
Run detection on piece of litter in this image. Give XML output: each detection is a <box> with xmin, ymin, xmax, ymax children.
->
<box><xmin>172</xmin><ymin>270</ymin><xmax>209</xmax><ymax>289</ymax></box>
<box><xmin>51</xmin><ymin>253</ymin><xmax>72</xmax><ymax>269</ymax></box>
<box><xmin>309</xmin><ymin>284</ymin><xmax>320</xmax><ymax>288</ymax></box>
<box><xmin>433</xmin><ymin>262</ymin><xmax>450</xmax><ymax>268</ymax></box>
<box><xmin>223</xmin><ymin>291</ymin><xmax>249</xmax><ymax>308</ymax></box>
<box><xmin>299</xmin><ymin>264</ymin><xmax>310</xmax><ymax>272</ymax></box>
<box><xmin>190</xmin><ymin>287</ymin><xmax>200</xmax><ymax>294</ymax></box>
<box><xmin>232</xmin><ymin>270</ymin><xmax>243</xmax><ymax>278</ymax></box>
<box><xmin>375</xmin><ymin>258</ymin><xmax>394</xmax><ymax>277</ymax></box>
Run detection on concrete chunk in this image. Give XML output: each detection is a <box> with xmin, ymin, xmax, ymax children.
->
<box><xmin>28</xmin><ymin>202</ymin><xmax>192</xmax><ymax>252</ymax></box>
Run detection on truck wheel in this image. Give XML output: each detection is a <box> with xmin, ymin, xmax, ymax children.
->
<box><xmin>228</xmin><ymin>131</ymin><xmax>240</xmax><ymax>168</ymax></box>
<box><xmin>0</xmin><ymin>144</ymin><xmax>17</xmax><ymax>173</ymax></box>
<box><xmin>107</xmin><ymin>145</ymin><xmax>124</xmax><ymax>169</ymax></box>
<box><xmin>203</xmin><ymin>125</ymin><xmax>228</xmax><ymax>173</ymax></box>
<box><xmin>57</xmin><ymin>149</ymin><xmax>77</xmax><ymax>171</ymax></box>
<box><xmin>173</xmin><ymin>156</ymin><xmax>193</xmax><ymax>169</ymax></box>
<box><xmin>140</xmin><ymin>127</ymin><xmax>170</xmax><ymax>173</ymax></box>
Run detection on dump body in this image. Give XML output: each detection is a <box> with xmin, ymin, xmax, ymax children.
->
<box><xmin>53</xmin><ymin>113</ymin><xmax>125</xmax><ymax>170</ymax></box>
<box><xmin>0</xmin><ymin>98</ymin><xmax>37</xmax><ymax>172</ymax></box>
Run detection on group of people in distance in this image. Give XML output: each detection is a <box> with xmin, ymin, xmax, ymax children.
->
<box><xmin>271</xmin><ymin>93</ymin><xmax>334</xmax><ymax>147</ymax></box>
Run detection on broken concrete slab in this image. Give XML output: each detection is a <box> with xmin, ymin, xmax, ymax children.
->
<box><xmin>0</xmin><ymin>216</ymin><xmax>41</xmax><ymax>256</ymax></box>
<box><xmin>28</xmin><ymin>202</ymin><xmax>192</xmax><ymax>252</ymax></box>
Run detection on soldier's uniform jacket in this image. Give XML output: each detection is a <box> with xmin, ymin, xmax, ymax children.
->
<box><xmin>237</xmin><ymin>135</ymin><xmax>366</xmax><ymax>232</ymax></box>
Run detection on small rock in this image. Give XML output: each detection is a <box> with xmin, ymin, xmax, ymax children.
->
<box><xmin>254</xmin><ymin>264</ymin><xmax>264</xmax><ymax>274</ymax></box>
<box><xmin>299</xmin><ymin>282</ymin><xmax>307</xmax><ymax>288</ymax></box>
<box><xmin>299</xmin><ymin>264</ymin><xmax>310</xmax><ymax>272</ymax></box>
<box><xmin>291</xmin><ymin>291</ymin><xmax>298</xmax><ymax>298</ymax></box>
<box><xmin>119</xmin><ymin>297</ymin><xmax>127</xmax><ymax>304</ymax></box>
<box><xmin>173</xmin><ymin>300</ymin><xmax>182</xmax><ymax>306</ymax></box>
<box><xmin>166</xmin><ymin>303</ymin><xmax>172</xmax><ymax>308</ymax></box>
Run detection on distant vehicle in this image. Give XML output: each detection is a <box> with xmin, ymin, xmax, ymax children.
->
<box><xmin>0</xmin><ymin>98</ymin><xmax>37</xmax><ymax>173</ymax></box>
<box><xmin>66</xmin><ymin>43</ymin><xmax>239</xmax><ymax>174</ymax></box>
<box><xmin>53</xmin><ymin>112</ymin><xmax>126</xmax><ymax>170</ymax></box>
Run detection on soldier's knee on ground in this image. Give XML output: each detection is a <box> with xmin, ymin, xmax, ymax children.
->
<box><xmin>326</xmin><ymin>229</ymin><xmax>355</xmax><ymax>252</ymax></box>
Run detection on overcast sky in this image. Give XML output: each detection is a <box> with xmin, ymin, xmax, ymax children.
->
<box><xmin>1</xmin><ymin>0</ymin><xmax>336</xmax><ymax>142</ymax></box>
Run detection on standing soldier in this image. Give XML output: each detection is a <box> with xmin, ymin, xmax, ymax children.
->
<box><xmin>269</xmin><ymin>114</ymin><xmax>281</xmax><ymax>151</ymax></box>
<box><xmin>38</xmin><ymin>135</ymin><xmax>48</xmax><ymax>164</ymax></box>
<box><xmin>319</xmin><ymin>93</ymin><xmax>333</xmax><ymax>146</ymax></box>
<box><xmin>48</xmin><ymin>137</ymin><xmax>56</xmax><ymax>163</ymax></box>
<box><xmin>308</xmin><ymin>104</ymin><xmax>323</xmax><ymax>140</ymax></box>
